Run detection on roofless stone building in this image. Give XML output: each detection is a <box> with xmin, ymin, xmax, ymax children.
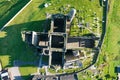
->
<box><xmin>21</xmin><ymin>8</ymin><xmax>98</xmax><ymax>68</ymax></box>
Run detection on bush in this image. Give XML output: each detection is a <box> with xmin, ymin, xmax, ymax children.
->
<box><xmin>39</xmin><ymin>68</ymin><xmax>45</xmax><ymax>73</ymax></box>
<box><xmin>48</xmin><ymin>68</ymin><xmax>56</xmax><ymax>73</ymax></box>
<box><xmin>57</xmin><ymin>69</ymin><xmax>64</xmax><ymax>73</ymax></box>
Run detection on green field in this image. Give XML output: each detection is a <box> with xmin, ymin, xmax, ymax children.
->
<box><xmin>0</xmin><ymin>0</ymin><xmax>29</xmax><ymax>28</ymax></box>
<box><xmin>0</xmin><ymin>0</ymin><xmax>104</xmax><ymax>79</ymax></box>
<box><xmin>96</xmin><ymin>0</ymin><xmax>120</xmax><ymax>79</ymax></box>
<box><xmin>19</xmin><ymin>66</ymin><xmax>37</xmax><ymax>79</ymax></box>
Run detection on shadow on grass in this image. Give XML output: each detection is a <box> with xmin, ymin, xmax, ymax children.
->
<box><xmin>99</xmin><ymin>0</ymin><xmax>103</xmax><ymax>6</ymax></box>
<box><xmin>14</xmin><ymin>75</ymin><xmax>33</xmax><ymax>80</ymax></box>
<box><xmin>0</xmin><ymin>20</ymin><xmax>48</xmax><ymax>68</ymax></box>
<box><xmin>38</xmin><ymin>0</ymin><xmax>52</xmax><ymax>9</ymax></box>
<box><xmin>0</xmin><ymin>0</ymin><xmax>30</xmax><ymax>28</ymax></box>
<box><xmin>22</xmin><ymin>75</ymin><xmax>33</xmax><ymax>80</ymax></box>
<box><xmin>38</xmin><ymin>3</ymin><xmax>44</xmax><ymax>9</ymax></box>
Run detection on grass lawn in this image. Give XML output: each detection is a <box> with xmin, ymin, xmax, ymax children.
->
<box><xmin>19</xmin><ymin>65</ymin><xmax>37</xmax><ymax>79</ymax></box>
<box><xmin>0</xmin><ymin>0</ymin><xmax>102</xmax><ymax>78</ymax></box>
<box><xmin>0</xmin><ymin>0</ymin><xmax>30</xmax><ymax>28</ymax></box>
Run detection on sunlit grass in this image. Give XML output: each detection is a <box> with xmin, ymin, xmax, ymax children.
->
<box><xmin>19</xmin><ymin>66</ymin><xmax>37</xmax><ymax>79</ymax></box>
<box><xmin>0</xmin><ymin>55</ymin><xmax>10</xmax><ymax>68</ymax></box>
<box><xmin>0</xmin><ymin>31</ymin><xmax>7</xmax><ymax>38</ymax></box>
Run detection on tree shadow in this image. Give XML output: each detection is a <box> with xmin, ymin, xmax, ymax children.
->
<box><xmin>0</xmin><ymin>20</ymin><xmax>47</xmax><ymax>68</ymax></box>
<box><xmin>99</xmin><ymin>0</ymin><xmax>103</xmax><ymax>6</ymax></box>
<box><xmin>38</xmin><ymin>0</ymin><xmax>52</xmax><ymax>9</ymax></box>
<box><xmin>38</xmin><ymin>3</ymin><xmax>44</xmax><ymax>9</ymax></box>
<box><xmin>13</xmin><ymin>75</ymin><xmax>33</xmax><ymax>80</ymax></box>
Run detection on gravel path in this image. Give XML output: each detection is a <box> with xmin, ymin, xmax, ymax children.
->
<box><xmin>9</xmin><ymin>67</ymin><xmax>23</xmax><ymax>80</ymax></box>
<box><xmin>8</xmin><ymin>60</ymin><xmax>38</xmax><ymax>80</ymax></box>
